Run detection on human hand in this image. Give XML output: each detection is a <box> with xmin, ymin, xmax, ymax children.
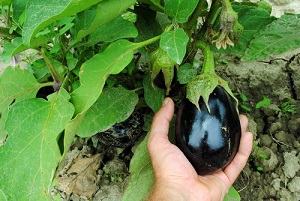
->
<box><xmin>147</xmin><ymin>97</ymin><xmax>253</xmax><ymax>201</ymax></box>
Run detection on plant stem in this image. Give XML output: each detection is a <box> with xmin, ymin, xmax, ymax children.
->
<box><xmin>135</xmin><ymin>35</ymin><xmax>161</xmax><ymax>50</ymax></box>
<box><xmin>40</xmin><ymin>82</ymin><xmax>55</xmax><ymax>88</ymax></box>
<box><xmin>41</xmin><ymin>47</ymin><xmax>62</xmax><ymax>90</ymax></box>
<box><xmin>60</xmin><ymin>71</ymin><xmax>70</xmax><ymax>91</ymax></box>
<box><xmin>0</xmin><ymin>27</ymin><xmax>21</xmax><ymax>39</ymax></box>
<box><xmin>132</xmin><ymin>87</ymin><xmax>143</xmax><ymax>92</ymax></box>
<box><xmin>196</xmin><ymin>41</ymin><xmax>215</xmax><ymax>74</ymax></box>
<box><xmin>184</xmin><ymin>0</ymin><xmax>207</xmax><ymax>33</ymax></box>
<box><xmin>197</xmin><ymin>0</ymin><xmax>222</xmax><ymax>40</ymax></box>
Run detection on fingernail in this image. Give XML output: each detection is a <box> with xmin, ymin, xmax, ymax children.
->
<box><xmin>162</xmin><ymin>98</ymin><xmax>169</xmax><ymax>106</ymax></box>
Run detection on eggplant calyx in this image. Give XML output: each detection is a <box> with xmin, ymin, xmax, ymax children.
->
<box><xmin>186</xmin><ymin>73</ymin><xmax>238</xmax><ymax>112</ymax></box>
<box><xmin>150</xmin><ymin>48</ymin><xmax>176</xmax><ymax>95</ymax></box>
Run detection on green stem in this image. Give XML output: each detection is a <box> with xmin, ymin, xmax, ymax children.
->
<box><xmin>197</xmin><ymin>0</ymin><xmax>222</xmax><ymax>40</ymax></box>
<box><xmin>0</xmin><ymin>27</ymin><xmax>20</xmax><ymax>39</ymax></box>
<box><xmin>184</xmin><ymin>0</ymin><xmax>207</xmax><ymax>32</ymax></box>
<box><xmin>132</xmin><ymin>87</ymin><xmax>143</xmax><ymax>93</ymax></box>
<box><xmin>41</xmin><ymin>48</ymin><xmax>62</xmax><ymax>87</ymax></box>
<box><xmin>196</xmin><ymin>41</ymin><xmax>215</xmax><ymax>74</ymax></box>
<box><xmin>40</xmin><ymin>82</ymin><xmax>55</xmax><ymax>88</ymax></box>
<box><xmin>135</xmin><ymin>35</ymin><xmax>161</xmax><ymax>50</ymax></box>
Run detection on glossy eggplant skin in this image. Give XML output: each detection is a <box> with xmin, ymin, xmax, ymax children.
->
<box><xmin>175</xmin><ymin>86</ymin><xmax>241</xmax><ymax>175</ymax></box>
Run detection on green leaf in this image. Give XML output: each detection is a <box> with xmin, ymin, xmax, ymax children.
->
<box><xmin>1</xmin><ymin>37</ymin><xmax>48</xmax><ymax>63</ymax></box>
<box><xmin>177</xmin><ymin>63</ymin><xmax>197</xmax><ymax>84</ymax></box>
<box><xmin>133</xmin><ymin>5</ymin><xmax>162</xmax><ymax>53</ymax></box>
<box><xmin>256</xmin><ymin>97</ymin><xmax>271</xmax><ymax>108</ymax></box>
<box><xmin>22</xmin><ymin>0</ymin><xmax>103</xmax><ymax>45</ymax></box>
<box><xmin>86</xmin><ymin>16</ymin><xmax>138</xmax><ymax>45</ymax></box>
<box><xmin>0</xmin><ymin>0</ymin><xmax>12</xmax><ymax>6</ymax></box>
<box><xmin>77</xmin><ymin>87</ymin><xmax>138</xmax><ymax>138</ymax></box>
<box><xmin>0</xmin><ymin>67</ymin><xmax>43</xmax><ymax>144</ymax></box>
<box><xmin>143</xmin><ymin>76</ymin><xmax>165</xmax><ymax>113</ymax></box>
<box><xmin>12</xmin><ymin>0</ymin><xmax>27</xmax><ymax>22</ymax></box>
<box><xmin>160</xmin><ymin>28</ymin><xmax>189</xmax><ymax>64</ymax></box>
<box><xmin>70</xmin><ymin>40</ymin><xmax>139</xmax><ymax>114</ymax></box>
<box><xmin>72</xmin><ymin>0</ymin><xmax>136</xmax><ymax>45</ymax></box>
<box><xmin>164</xmin><ymin>0</ymin><xmax>199</xmax><ymax>23</ymax></box>
<box><xmin>0</xmin><ymin>89</ymin><xmax>74</xmax><ymax>200</ymax></box>
<box><xmin>213</xmin><ymin>3</ymin><xmax>274</xmax><ymax>56</ymax></box>
<box><xmin>243</xmin><ymin>14</ymin><xmax>300</xmax><ymax>61</ymax></box>
<box><xmin>122</xmin><ymin>134</ymin><xmax>154</xmax><ymax>201</ymax></box>
<box><xmin>150</xmin><ymin>0</ymin><xmax>164</xmax><ymax>9</ymax></box>
<box><xmin>224</xmin><ymin>186</ymin><xmax>241</xmax><ymax>201</ymax></box>
<box><xmin>63</xmin><ymin>112</ymin><xmax>86</xmax><ymax>156</ymax></box>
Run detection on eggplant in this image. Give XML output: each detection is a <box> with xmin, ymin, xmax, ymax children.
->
<box><xmin>175</xmin><ymin>86</ymin><xmax>241</xmax><ymax>175</ymax></box>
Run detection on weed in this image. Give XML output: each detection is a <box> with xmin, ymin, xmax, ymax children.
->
<box><xmin>236</xmin><ymin>93</ymin><xmax>252</xmax><ymax>112</ymax></box>
<box><xmin>276</xmin><ymin>99</ymin><xmax>298</xmax><ymax>117</ymax></box>
<box><xmin>256</xmin><ymin>97</ymin><xmax>271</xmax><ymax>109</ymax></box>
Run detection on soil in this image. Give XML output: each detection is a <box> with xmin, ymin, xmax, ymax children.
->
<box><xmin>219</xmin><ymin>52</ymin><xmax>300</xmax><ymax>201</ymax></box>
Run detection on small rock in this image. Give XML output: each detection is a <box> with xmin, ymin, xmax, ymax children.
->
<box><xmin>103</xmin><ymin>159</ymin><xmax>128</xmax><ymax>175</ymax></box>
<box><xmin>275</xmin><ymin>131</ymin><xmax>296</xmax><ymax>145</ymax></box>
<box><xmin>255</xmin><ymin>118</ymin><xmax>265</xmax><ymax>135</ymax></box>
<box><xmin>269</xmin><ymin>122</ymin><xmax>282</xmax><ymax>134</ymax></box>
<box><xmin>263</xmin><ymin>104</ymin><xmax>280</xmax><ymax>116</ymax></box>
<box><xmin>254</xmin><ymin>147</ymin><xmax>278</xmax><ymax>172</ymax></box>
<box><xmin>94</xmin><ymin>184</ymin><xmax>123</xmax><ymax>201</ymax></box>
<box><xmin>288</xmin><ymin>177</ymin><xmax>300</xmax><ymax>193</ymax></box>
<box><xmin>271</xmin><ymin>178</ymin><xmax>281</xmax><ymax>191</ymax></box>
<box><xmin>267</xmin><ymin>116</ymin><xmax>277</xmax><ymax>125</ymax></box>
<box><xmin>282</xmin><ymin>152</ymin><xmax>300</xmax><ymax>178</ymax></box>
<box><xmin>260</xmin><ymin>134</ymin><xmax>273</xmax><ymax>147</ymax></box>
<box><xmin>288</xmin><ymin>118</ymin><xmax>300</xmax><ymax>136</ymax></box>
<box><xmin>294</xmin><ymin>140</ymin><xmax>300</xmax><ymax>150</ymax></box>
<box><xmin>278</xmin><ymin>188</ymin><xmax>293</xmax><ymax>201</ymax></box>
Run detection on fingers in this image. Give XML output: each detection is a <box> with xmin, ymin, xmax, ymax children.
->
<box><xmin>239</xmin><ymin>114</ymin><xmax>248</xmax><ymax>133</ymax></box>
<box><xmin>147</xmin><ymin>97</ymin><xmax>175</xmax><ymax>149</ymax></box>
<box><xmin>222</xmin><ymin>115</ymin><xmax>253</xmax><ymax>186</ymax></box>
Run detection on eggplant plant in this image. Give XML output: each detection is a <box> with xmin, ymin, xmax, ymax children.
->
<box><xmin>0</xmin><ymin>0</ymin><xmax>300</xmax><ymax>200</ymax></box>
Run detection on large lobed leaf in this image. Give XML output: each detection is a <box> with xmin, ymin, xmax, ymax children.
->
<box><xmin>242</xmin><ymin>14</ymin><xmax>300</xmax><ymax>61</ymax></box>
<box><xmin>0</xmin><ymin>67</ymin><xmax>43</xmax><ymax>144</ymax></box>
<box><xmin>22</xmin><ymin>0</ymin><xmax>103</xmax><ymax>45</ymax></box>
<box><xmin>77</xmin><ymin>87</ymin><xmax>138</xmax><ymax>138</ymax></box>
<box><xmin>1</xmin><ymin>36</ymin><xmax>48</xmax><ymax>64</ymax></box>
<box><xmin>12</xmin><ymin>0</ymin><xmax>27</xmax><ymax>22</ymax></box>
<box><xmin>72</xmin><ymin>0</ymin><xmax>136</xmax><ymax>45</ymax></box>
<box><xmin>0</xmin><ymin>89</ymin><xmax>74</xmax><ymax>200</ymax></box>
<box><xmin>65</xmin><ymin>39</ymin><xmax>143</xmax><ymax>154</ymax></box>
<box><xmin>86</xmin><ymin>16</ymin><xmax>138</xmax><ymax>45</ymax></box>
<box><xmin>70</xmin><ymin>40</ymin><xmax>140</xmax><ymax>115</ymax></box>
<box><xmin>164</xmin><ymin>0</ymin><xmax>199</xmax><ymax>23</ymax></box>
<box><xmin>122</xmin><ymin>134</ymin><xmax>154</xmax><ymax>201</ymax></box>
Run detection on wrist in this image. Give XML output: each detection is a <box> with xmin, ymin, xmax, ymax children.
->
<box><xmin>148</xmin><ymin>182</ymin><xmax>188</xmax><ymax>201</ymax></box>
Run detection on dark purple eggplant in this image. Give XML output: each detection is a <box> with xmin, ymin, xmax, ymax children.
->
<box><xmin>175</xmin><ymin>86</ymin><xmax>241</xmax><ymax>175</ymax></box>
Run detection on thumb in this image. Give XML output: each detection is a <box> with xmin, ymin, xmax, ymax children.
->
<box><xmin>147</xmin><ymin>97</ymin><xmax>174</xmax><ymax>150</ymax></box>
